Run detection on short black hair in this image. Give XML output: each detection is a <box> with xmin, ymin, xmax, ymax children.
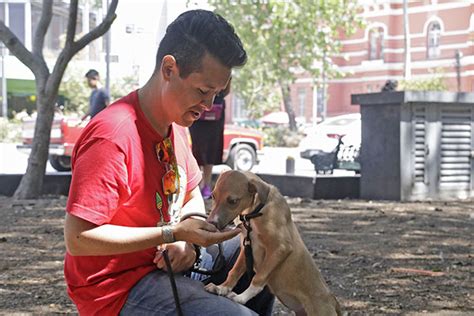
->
<box><xmin>85</xmin><ymin>69</ymin><xmax>99</xmax><ymax>79</ymax></box>
<box><xmin>156</xmin><ymin>9</ymin><xmax>247</xmax><ymax>78</ymax></box>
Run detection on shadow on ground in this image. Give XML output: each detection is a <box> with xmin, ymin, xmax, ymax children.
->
<box><xmin>0</xmin><ymin>196</ymin><xmax>472</xmax><ymax>315</ymax></box>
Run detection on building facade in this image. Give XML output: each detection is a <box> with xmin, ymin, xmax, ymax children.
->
<box><xmin>2</xmin><ymin>1</ymin><xmax>473</xmax><ymax>123</ymax></box>
<box><xmin>0</xmin><ymin>0</ymin><xmax>206</xmax><ymax>117</ymax></box>
<box><xmin>292</xmin><ymin>0</ymin><xmax>474</xmax><ymax>123</ymax></box>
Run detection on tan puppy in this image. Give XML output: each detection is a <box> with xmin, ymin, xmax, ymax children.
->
<box><xmin>205</xmin><ymin>170</ymin><xmax>342</xmax><ymax>316</ymax></box>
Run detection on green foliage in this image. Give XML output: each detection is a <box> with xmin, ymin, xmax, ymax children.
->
<box><xmin>399</xmin><ymin>69</ymin><xmax>448</xmax><ymax>91</ymax></box>
<box><xmin>0</xmin><ymin>117</ymin><xmax>22</xmax><ymax>143</ymax></box>
<box><xmin>110</xmin><ymin>76</ymin><xmax>139</xmax><ymax>101</ymax></box>
<box><xmin>59</xmin><ymin>67</ymin><xmax>90</xmax><ymax>114</ymax></box>
<box><xmin>59</xmin><ymin>66</ymin><xmax>138</xmax><ymax>115</ymax></box>
<box><xmin>209</xmin><ymin>0</ymin><xmax>363</xmax><ymax>117</ymax></box>
<box><xmin>80</xmin><ymin>0</ymin><xmax>103</xmax><ymax>10</ymax></box>
<box><xmin>261</xmin><ymin>125</ymin><xmax>303</xmax><ymax>147</ymax></box>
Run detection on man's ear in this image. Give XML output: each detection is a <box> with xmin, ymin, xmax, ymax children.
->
<box><xmin>248</xmin><ymin>177</ymin><xmax>270</xmax><ymax>204</ymax></box>
<box><xmin>161</xmin><ymin>55</ymin><xmax>178</xmax><ymax>81</ymax></box>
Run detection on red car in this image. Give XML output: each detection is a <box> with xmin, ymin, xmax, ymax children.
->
<box><xmin>18</xmin><ymin>114</ymin><xmax>264</xmax><ymax>172</ymax></box>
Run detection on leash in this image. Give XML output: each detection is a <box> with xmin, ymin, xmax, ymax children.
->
<box><xmin>239</xmin><ymin>203</ymin><xmax>265</xmax><ymax>277</ymax></box>
<box><xmin>162</xmin><ymin>212</ymin><xmax>226</xmax><ymax>315</ymax></box>
<box><xmin>162</xmin><ymin>249</ymin><xmax>184</xmax><ymax>316</ymax></box>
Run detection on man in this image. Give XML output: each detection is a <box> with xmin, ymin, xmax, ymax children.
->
<box><xmin>64</xmin><ymin>10</ymin><xmax>273</xmax><ymax>315</ymax></box>
<box><xmin>82</xmin><ymin>69</ymin><xmax>109</xmax><ymax>120</ymax></box>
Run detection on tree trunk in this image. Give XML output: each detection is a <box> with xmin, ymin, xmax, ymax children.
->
<box><xmin>14</xmin><ymin>79</ymin><xmax>57</xmax><ymax>199</ymax></box>
<box><xmin>280</xmin><ymin>82</ymin><xmax>297</xmax><ymax>131</ymax></box>
<box><xmin>0</xmin><ymin>0</ymin><xmax>119</xmax><ymax>199</ymax></box>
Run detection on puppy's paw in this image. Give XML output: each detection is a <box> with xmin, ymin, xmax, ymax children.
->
<box><xmin>204</xmin><ymin>283</ymin><xmax>231</xmax><ymax>296</ymax></box>
<box><xmin>227</xmin><ymin>292</ymin><xmax>249</xmax><ymax>305</ymax></box>
<box><xmin>228</xmin><ymin>284</ymin><xmax>263</xmax><ymax>305</ymax></box>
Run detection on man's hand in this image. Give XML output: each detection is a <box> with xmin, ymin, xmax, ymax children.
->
<box><xmin>154</xmin><ymin>242</ymin><xmax>196</xmax><ymax>272</ymax></box>
<box><xmin>174</xmin><ymin>218</ymin><xmax>241</xmax><ymax>247</ymax></box>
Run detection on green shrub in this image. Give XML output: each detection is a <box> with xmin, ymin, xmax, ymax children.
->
<box><xmin>0</xmin><ymin>117</ymin><xmax>22</xmax><ymax>143</ymax></box>
<box><xmin>399</xmin><ymin>68</ymin><xmax>448</xmax><ymax>91</ymax></box>
<box><xmin>262</xmin><ymin>125</ymin><xmax>303</xmax><ymax>147</ymax></box>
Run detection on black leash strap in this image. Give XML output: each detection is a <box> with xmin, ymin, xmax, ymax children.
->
<box><xmin>239</xmin><ymin>203</ymin><xmax>265</xmax><ymax>277</ymax></box>
<box><xmin>163</xmin><ymin>249</ymin><xmax>184</xmax><ymax>316</ymax></box>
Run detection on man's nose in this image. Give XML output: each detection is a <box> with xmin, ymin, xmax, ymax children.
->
<box><xmin>202</xmin><ymin>95</ymin><xmax>216</xmax><ymax>110</ymax></box>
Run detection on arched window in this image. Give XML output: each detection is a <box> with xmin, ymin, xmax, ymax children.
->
<box><xmin>369</xmin><ymin>27</ymin><xmax>384</xmax><ymax>60</ymax></box>
<box><xmin>427</xmin><ymin>21</ymin><xmax>441</xmax><ymax>59</ymax></box>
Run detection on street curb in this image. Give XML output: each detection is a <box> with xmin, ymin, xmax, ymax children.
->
<box><xmin>0</xmin><ymin>173</ymin><xmax>359</xmax><ymax>199</ymax></box>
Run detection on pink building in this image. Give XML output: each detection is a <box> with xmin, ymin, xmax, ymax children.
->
<box><xmin>289</xmin><ymin>0</ymin><xmax>474</xmax><ymax>122</ymax></box>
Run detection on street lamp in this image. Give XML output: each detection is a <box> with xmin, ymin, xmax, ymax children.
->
<box><xmin>0</xmin><ymin>42</ymin><xmax>7</xmax><ymax>118</ymax></box>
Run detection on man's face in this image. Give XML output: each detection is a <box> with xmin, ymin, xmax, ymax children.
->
<box><xmin>163</xmin><ymin>53</ymin><xmax>232</xmax><ymax>127</ymax></box>
<box><xmin>86</xmin><ymin>77</ymin><xmax>98</xmax><ymax>89</ymax></box>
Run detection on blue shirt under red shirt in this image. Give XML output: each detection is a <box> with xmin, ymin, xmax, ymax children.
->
<box><xmin>64</xmin><ymin>90</ymin><xmax>201</xmax><ymax>315</ymax></box>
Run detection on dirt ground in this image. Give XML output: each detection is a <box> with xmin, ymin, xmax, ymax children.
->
<box><xmin>0</xmin><ymin>195</ymin><xmax>472</xmax><ymax>315</ymax></box>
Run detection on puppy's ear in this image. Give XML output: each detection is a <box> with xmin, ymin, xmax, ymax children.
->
<box><xmin>248</xmin><ymin>178</ymin><xmax>270</xmax><ymax>204</ymax></box>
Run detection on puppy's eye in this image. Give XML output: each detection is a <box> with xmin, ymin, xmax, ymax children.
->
<box><xmin>227</xmin><ymin>197</ymin><xmax>239</xmax><ymax>205</ymax></box>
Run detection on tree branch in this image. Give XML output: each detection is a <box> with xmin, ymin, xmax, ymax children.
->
<box><xmin>0</xmin><ymin>20</ymin><xmax>44</xmax><ymax>77</ymax></box>
<box><xmin>32</xmin><ymin>0</ymin><xmax>53</xmax><ymax>58</ymax></box>
<box><xmin>47</xmin><ymin>0</ymin><xmax>118</xmax><ymax>95</ymax></box>
<box><xmin>73</xmin><ymin>0</ymin><xmax>118</xmax><ymax>53</ymax></box>
<box><xmin>65</xmin><ymin>0</ymin><xmax>79</xmax><ymax>46</ymax></box>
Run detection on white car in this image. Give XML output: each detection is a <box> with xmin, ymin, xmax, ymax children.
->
<box><xmin>299</xmin><ymin>113</ymin><xmax>361</xmax><ymax>174</ymax></box>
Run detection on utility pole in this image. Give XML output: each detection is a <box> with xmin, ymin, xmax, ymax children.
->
<box><xmin>321</xmin><ymin>50</ymin><xmax>327</xmax><ymax>121</ymax></box>
<box><xmin>104</xmin><ymin>0</ymin><xmax>111</xmax><ymax>94</ymax></box>
<box><xmin>403</xmin><ymin>0</ymin><xmax>411</xmax><ymax>80</ymax></box>
<box><xmin>1</xmin><ymin>42</ymin><xmax>6</xmax><ymax>118</ymax></box>
<box><xmin>455</xmin><ymin>50</ymin><xmax>462</xmax><ymax>92</ymax></box>
<box><xmin>312</xmin><ymin>84</ymin><xmax>318</xmax><ymax>128</ymax></box>
<box><xmin>1</xmin><ymin>1</ymin><xmax>8</xmax><ymax>117</ymax></box>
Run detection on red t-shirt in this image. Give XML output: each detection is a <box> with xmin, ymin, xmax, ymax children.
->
<box><xmin>64</xmin><ymin>90</ymin><xmax>201</xmax><ymax>315</ymax></box>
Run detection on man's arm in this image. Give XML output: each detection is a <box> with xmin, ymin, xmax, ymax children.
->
<box><xmin>65</xmin><ymin>214</ymin><xmax>167</xmax><ymax>256</ymax></box>
<box><xmin>81</xmin><ymin>110</ymin><xmax>91</xmax><ymax>121</ymax></box>
<box><xmin>151</xmin><ymin>185</ymin><xmax>207</xmax><ymax>272</ymax></box>
<box><xmin>64</xmin><ymin>211</ymin><xmax>240</xmax><ymax>257</ymax></box>
<box><xmin>180</xmin><ymin>185</ymin><xmax>206</xmax><ymax>218</ymax></box>
<box><xmin>102</xmin><ymin>89</ymin><xmax>110</xmax><ymax>107</ymax></box>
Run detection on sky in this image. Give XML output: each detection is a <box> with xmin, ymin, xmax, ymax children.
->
<box><xmin>111</xmin><ymin>0</ymin><xmax>211</xmax><ymax>83</ymax></box>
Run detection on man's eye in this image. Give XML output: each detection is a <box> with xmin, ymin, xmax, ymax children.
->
<box><xmin>198</xmin><ymin>88</ymin><xmax>209</xmax><ymax>95</ymax></box>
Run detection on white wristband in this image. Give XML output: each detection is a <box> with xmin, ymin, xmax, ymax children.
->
<box><xmin>162</xmin><ymin>225</ymin><xmax>175</xmax><ymax>243</ymax></box>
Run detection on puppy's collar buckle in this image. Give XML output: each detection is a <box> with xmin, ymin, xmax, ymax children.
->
<box><xmin>239</xmin><ymin>203</ymin><xmax>265</xmax><ymax>222</ymax></box>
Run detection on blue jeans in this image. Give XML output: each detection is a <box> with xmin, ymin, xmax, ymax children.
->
<box><xmin>120</xmin><ymin>236</ymin><xmax>274</xmax><ymax>315</ymax></box>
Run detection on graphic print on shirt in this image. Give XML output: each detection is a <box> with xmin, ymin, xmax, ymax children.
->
<box><xmin>155</xmin><ymin>137</ymin><xmax>187</xmax><ymax>225</ymax></box>
<box><xmin>168</xmin><ymin>165</ymin><xmax>186</xmax><ymax>224</ymax></box>
<box><xmin>155</xmin><ymin>192</ymin><xmax>163</xmax><ymax>219</ymax></box>
<box><xmin>155</xmin><ymin>165</ymin><xmax>187</xmax><ymax>225</ymax></box>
